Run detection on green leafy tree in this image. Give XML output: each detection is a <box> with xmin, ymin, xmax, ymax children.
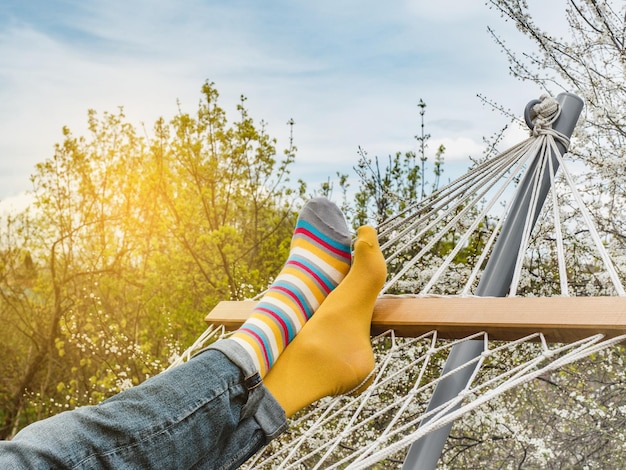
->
<box><xmin>350</xmin><ymin>99</ymin><xmax>446</xmax><ymax>228</ymax></box>
<box><xmin>0</xmin><ymin>81</ymin><xmax>301</xmax><ymax>438</ymax></box>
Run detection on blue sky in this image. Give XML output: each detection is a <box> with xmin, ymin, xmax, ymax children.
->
<box><xmin>0</xmin><ymin>1</ymin><xmax>563</xmax><ymax>203</ymax></box>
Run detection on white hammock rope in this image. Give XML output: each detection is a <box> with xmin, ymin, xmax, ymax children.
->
<box><xmin>509</xmin><ymin>140</ymin><xmax>547</xmax><ymax>297</ymax></box>
<box><xmin>379</xmin><ymin>139</ymin><xmax>532</xmax><ymax>258</ymax></box>
<box><xmin>377</xmin><ymin>96</ymin><xmax>624</xmax><ymax>297</ymax></box>
<box><xmin>548</xmin><ymin>150</ymin><xmax>569</xmax><ymax>295</ymax></box>
<box><xmin>249</xmin><ymin>94</ymin><xmax>624</xmax><ymax>467</ymax></box>
<box><xmin>419</xmin><ymin>143</ymin><xmax>538</xmax><ymax>295</ymax></box>
<box><xmin>381</xmin><ymin>145</ymin><xmax>539</xmax><ymax>293</ymax></box>
<box><xmin>246</xmin><ymin>330</ymin><xmax>626</xmax><ymax>469</ymax></box>
<box><xmin>166</xmin><ymin>324</ymin><xmax>228</xmax><ymax>370</ymax></box>
<box><xmin>174</xmin><ymin>94</ymin><xmax>626</xmax><ymax>468</ymax></box>
<box><xmin>552</xmin><ymin>148</ymin><xmax>625</xmax><ymax>296</ymax></box>
<box><xmin>377</xmin><ymin>137</ymin><xmax>533</xmax><ymax>241</ymax></box>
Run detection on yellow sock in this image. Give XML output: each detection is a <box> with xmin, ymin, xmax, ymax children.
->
<box><xmin>264</xmin><ymin>225</ymin><xmax>387</xmax><ymax>417</ymax></box>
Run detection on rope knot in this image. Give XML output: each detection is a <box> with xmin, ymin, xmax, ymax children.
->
<box><xmin>529</xmin><ymin>94</ymin><xmax>560</xmax><ymax>136</ymax></box>
<box><xmin>527</xmin><ymin>94</ymin><xmax>571</xmax><ymax>149</ymax></box>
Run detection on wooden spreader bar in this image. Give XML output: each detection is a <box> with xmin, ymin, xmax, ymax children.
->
<box><xmin>205</xmin><ymin>296</ymin><xmax>626</xmax><ymax>343</ymax></box>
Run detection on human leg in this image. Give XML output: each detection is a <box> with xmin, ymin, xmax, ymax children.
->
<box><xmin>213</xmin><ymin>196</ymin><xmax>352</xmax><ymax>377</ymax></box>
<box><xmin>264</xmin><ymin>225</ymin><xmax>387</xmax><ymax>417</ymax></box>
<box><xmin>0</xmin><ymin>197</ymin><xmax>352</xmax><ymax>469</ymax></box>
<box><xmin>0</xmin><ymin>347</ymin><xmax>285</xmax><ymax>470</ymax></box>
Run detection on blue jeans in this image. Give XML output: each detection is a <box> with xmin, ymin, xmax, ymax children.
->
<box><xmin>0</xmin><ymin>340</ymin><xmax>288</xmax><ymax>469</ymax></box>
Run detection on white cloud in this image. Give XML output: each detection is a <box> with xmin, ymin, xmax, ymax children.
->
<box><xmin>431</xmin><ymin>136</ymin><xmax>485</xmax><ymax>161</ymax></box>
<box><xmin>0</xmin><ymin>1</ymin><xmax>560</xmax><ymax>201</ymax></box>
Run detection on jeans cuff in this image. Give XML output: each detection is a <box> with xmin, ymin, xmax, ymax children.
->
<box><xmin>206</xmin><ymin>339</ymin><xmax>288</xmax><ymax>441</ymax></box>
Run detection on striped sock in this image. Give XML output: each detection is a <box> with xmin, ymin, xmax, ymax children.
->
<box><xmin>230</xmin><ymin>197</ymin><xmax>352</xmax><ymax>377</ymax></box>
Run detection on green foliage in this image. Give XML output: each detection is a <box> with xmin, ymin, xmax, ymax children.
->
<box><xmin>1</xmin><ymin>71</ymin><xmax>623</xmax><ymax>468</ymax></box>
<box><xmin>349</xmin><ymin>101</ymin><xmax>446</xmax><ymax>229</ymax></box>
<box><xmin>0</xmin><ymin>81</ymin><xmax>299</xmax><ymax>438</ymax></box>
<box><xmin>353</xmin><ymin>147</ymin><xmax>421</xmax><ymax>227</ymax></box>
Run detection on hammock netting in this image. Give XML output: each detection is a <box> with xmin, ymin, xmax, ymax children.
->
<box><xmin>172</xmin><ymin>94</ymin><xmax>626</xmax><ymax>468</ymax></box>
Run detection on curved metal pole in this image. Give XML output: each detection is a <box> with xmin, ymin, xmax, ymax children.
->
<box><xmin>402</xmin><ymin>93</ymin><xmax>584</xmax><ymax>470</ymax></box>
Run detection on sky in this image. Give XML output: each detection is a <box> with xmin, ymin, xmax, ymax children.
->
<box><xmin>0</xmin><ymin>0</ymin><xmax>566</xmax><ymax>207</ymax></box>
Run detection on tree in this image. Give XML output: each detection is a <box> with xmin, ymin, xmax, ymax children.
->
<box><xmin>431</xmin><ymin>1</ymin><xmax>626</xmax><ymax>466</ymax></box>
<box><xmin>351</xmin><ymin>99</ymin><xmax>446</xmax><ymax>228</ymax></box>
<box><xmin>285</xmin><ymin>15</ymin><xmax>626</xmax><ymax>461</ymax></box>
<box><xmin>0</xmin><ymin>81</ymin><xmax>301</xmax><ymax>438</ymax></box>
<box><xmin>488</xmin><ymin>0</ymin><xmax>626</xmax><ymax>248</ymax></box>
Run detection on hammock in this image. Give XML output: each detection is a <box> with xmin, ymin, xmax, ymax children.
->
<box><xmin>176</xmin><ymin>93</ymin><xmax>626</xmax><ymax>468</ymax></box>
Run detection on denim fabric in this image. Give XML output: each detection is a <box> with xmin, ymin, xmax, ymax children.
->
<box><xmin>208</xmin><ymin>338</ymin><xmax>287</xmax><ymax>439</ymax></box>
<box><xmin>0</xmin><ymin>345</ymin><xmax>287</xmax><ymax>470</ymax></box>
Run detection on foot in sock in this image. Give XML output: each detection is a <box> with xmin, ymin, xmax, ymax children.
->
<box><xmin>264</xmin><ymin>225</ymin><xmax>387</xmax><ymax>417</ymax></box>
<box><xmin>229</xmin><ymin>197</ymin><xmax>352</xmax><ymax>377</ymax></box>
